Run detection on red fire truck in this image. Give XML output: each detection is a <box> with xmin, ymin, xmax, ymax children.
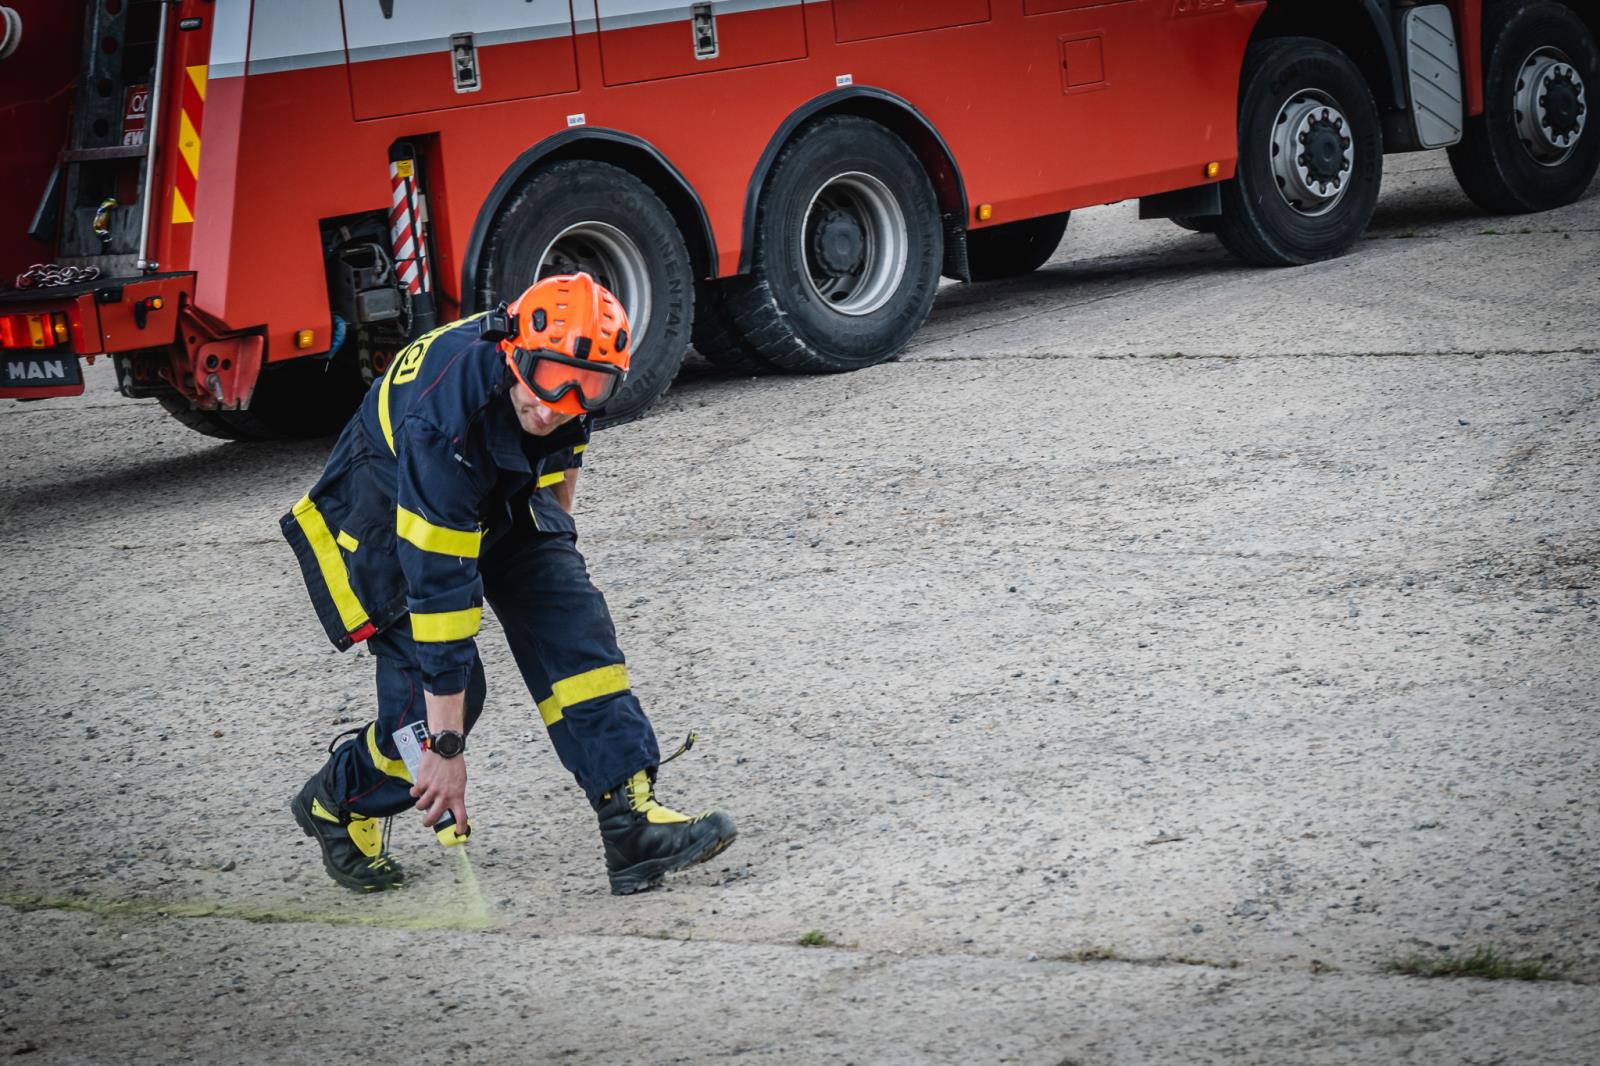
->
<box><xmin>2</xmin><ymin>1</ymin><xmax>1595</xmax><ymax>436</ymax></box>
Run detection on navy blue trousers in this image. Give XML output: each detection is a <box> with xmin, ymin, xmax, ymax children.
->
<box><xmin>320</xmin><ymin>519</ymin><xmax>660</xmax><ymax>816</ymax></box>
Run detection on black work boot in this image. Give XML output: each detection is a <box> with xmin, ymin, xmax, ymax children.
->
<box><xmin>597</xmin><ymin>770</ymin><xmax>737</xmax><ymax>895</ymax></box>
<box><xmin>290</xmin><ymin>769</ymin><xmax>406</xmax><ymax>893</ymax></box>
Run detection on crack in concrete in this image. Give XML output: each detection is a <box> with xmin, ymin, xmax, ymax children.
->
<box><xmin>911</xmin><ymin>346</ymin><xmax>1600</xmax><ymax>364</ymax></box>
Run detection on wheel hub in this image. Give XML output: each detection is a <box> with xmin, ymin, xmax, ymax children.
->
<box><xmin>811</xmin><ymin>209</ymin><xmax>866</xmax><ymax>275</ymax></box>
<box><xmin>1515</xmin><ymin>48</ymin><xmax>1588</xmax><ymax>166</ymax></box>
<box><xmin>799</xmin><ymin>172</ymin><xmax>908</xmax><ymax>317</ymax></box>
<box><xmin>1270</xmin><ymin>89</ymin><xmax>1354</xmax><ymax>216</ymax></box>
<box><xmin>534</xmin><ymin>221</ymin><xmax>652</xmax><ymax>348</ymax></box>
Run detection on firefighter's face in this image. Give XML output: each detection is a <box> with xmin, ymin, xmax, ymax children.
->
<box><xmin>510</xmin><ymin>382</ymin><xmax>575</xmax><ymax>436</ymax></box>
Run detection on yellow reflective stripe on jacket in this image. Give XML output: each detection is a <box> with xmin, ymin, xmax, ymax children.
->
<box><xmin>536</xmin><ymin>471</ymin><xmax>566</xmax><ymax>489</ymax></box>
<box><xmin>411</xmin><ymin>606</ymin><xmax>482</xmax><ymax>643</ymax></box>
<box><xmin>335</xmin><ymin>530</ymin><xmax>359</xmax><ymax>552</ymax></box>
<box><xmin>572</xmin><ymin>444</ymin><xmax>586</xmax><ymax>456</ymax></box>
<box><xmin>378</xmin><ymin>371</ymin><xmax>396</xmax><ymax>454</ymax></box>
<box><xmin>377</xmin><ymin>312</ymin><xmax>490</xmax><ymax>455</ymax></box>
<box><xmin>396</xmin><ymin>506</ymin><xmax>482</xmax><ymax>558</ymax></box>
<box><xmin>290</xmin><ymin>495</ymin><xmax>370</xmax><ymax>633</ymax></box>
<box><xmin>533</xmin><ymin>664</ymin><xmax>630</xmax><ymax>728</ymax></box>
<box><xmin>365</xmin><ymin>723</ymin><xmax>412</xmax><ymax>782</ymax></box>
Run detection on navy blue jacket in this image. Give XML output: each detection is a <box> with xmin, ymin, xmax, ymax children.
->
<box><xmin>282</xmin><ymin>313</ymin><xmax>590</xmax><ymax>695</ymax></box>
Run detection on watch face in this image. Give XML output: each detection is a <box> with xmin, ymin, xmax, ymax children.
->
<box><xmin>432</xmin><ymin>730</ymin><xmax>465</xmax><ymax>758</ymax></box>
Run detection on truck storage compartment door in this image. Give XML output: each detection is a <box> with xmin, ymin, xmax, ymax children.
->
<box><xmin>340</xmin><ymin>0</ymin><xmax>579</xmax><ymax>120</ymax></box>
<box><xmin>595</xmin><ymin>0</ymin><xmax>807</xmax><ymax>87</ymax></box>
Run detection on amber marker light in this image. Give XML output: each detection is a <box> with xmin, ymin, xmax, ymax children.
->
<box><xmin>1205</xmin><ymin>161</ymin><xmax>1221</xmax><ymax>179</ymax></box>
<box><xmin>295</xmin><ymin>329</ymin><xmax>315</xmax><ymax>349</ymax></box>
<box><xmin>976</xmin><ymin>203</ymin><xmax>993</xmax><ymax>221</ymax></box>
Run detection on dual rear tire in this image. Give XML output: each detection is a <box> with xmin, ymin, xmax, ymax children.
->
<box><xmin>1449</xmin><ymin>1</ymin><xmax>1600</xmax><ymax>213</ymax></box>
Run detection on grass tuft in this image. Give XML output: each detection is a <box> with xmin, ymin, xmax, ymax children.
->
<box><xmin>1053</xmin><ymin>946</ymin><xmax>1122</xmax><ymax>963</ymax></box>
<box><xmin>1388</xmin><ymin>946</ymin><xmax>1563</xmax><ymax>982</ymax></box>
<box><xmin>797</xmin><ymin>929</ymin><xmax>832</xmax><ymax>947</ymax></box>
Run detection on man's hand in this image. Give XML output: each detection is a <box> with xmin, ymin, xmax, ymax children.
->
<box><xmin>413</xmin><ymin>688</ymin><xmax>468</xmax><ymax>830</ymax></box>
<box><xmin>411</xmin><ymin>750</ymin><xmax>468</xmax><ymax>830</ymax></box>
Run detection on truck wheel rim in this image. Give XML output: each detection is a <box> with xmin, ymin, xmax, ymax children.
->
<box><xmin>800</xmin><ymin>171</ymin><xmax>908</xmax><ymax>317</ymax></box>
<box><xmin>1270</xmin><ymin>89</ymin><xmax>1354</xmax><ymax>217</ymax></box>
<box><xmin>536</xmin><ymin>222</ymin><xmax>653</xmax><ymax>345</ymax></box>
<box><xmin>1514</xmin><ymin>47</ymin><xmax>1587</xmax><ymax>166</ymax></box>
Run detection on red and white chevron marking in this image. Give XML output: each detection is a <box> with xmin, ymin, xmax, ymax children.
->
<box><xmin>387</xmin><ymin>160</ymin><xmax>430</xmax><ymax>295</ymax></box>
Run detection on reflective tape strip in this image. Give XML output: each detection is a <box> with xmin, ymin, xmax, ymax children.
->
<box><xmin>536</xmin><ymin>471</ymin><xmax>566</xmax><ymax>489</ymax></box>
<box><xmin>411</xmin><ymin>606</ymin><xmax>482</xmax><ymax>643</ymax></box>
<box><xmin>396</xmin><ymin>506</ymin><xmax>481</xmax><ymax>558</ymax></box>
<box><xmin>366</xmin><ymin>723</ymin><xmax>412</xmax><ymax>782</ymax></box>
<box><xmin>536</xmin><ymin>693</ymin><xmax>564</xmax><ymax>727</ymax></box>
<box><xmin>378</xmin><ymin>371</ymin><xmax>396</xmax><ymax>454</ymax></box>
<box><xmin>572</xmin><ymin>444</ymin><xmax>586</xmax><ymax>455</ymax></box>
<box><xmin>290</xmin><ymin>495</ymin><xmax>369</xmax><ymax>633</ymax></box>
<box><xmin>171</xmin><ymin>65</ymin><xmax>206</xmax><ymax>224</ymax></box>
<box><xmin>550</xmin><ymin>663</ymin><xmax>631</xmax><ymax>710</ymax></box>
<box><xmin>336</xmin><ymin>530</ymin><xmax>359</xmax><ymax>552</ymax></box>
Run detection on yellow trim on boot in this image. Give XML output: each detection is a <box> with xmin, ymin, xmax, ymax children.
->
<box><xmin>310</xmin><ymin>797</ymin><xmax>341</xmax><ymax>823</ymax></box>
<box><xmin>625</xmin><ymin>770</ymin><xmax>691</xmax><ymax>824</ymax></box>
<box><xmin>346</xmin><ymin>814</ymin><xmax>383</xmax><ymax>858</ymax></box>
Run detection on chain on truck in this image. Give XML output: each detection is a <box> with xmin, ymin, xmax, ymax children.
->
<box><xmin>1</xmin><ymin>0</ymin><xmax>1595</xmax><ymax>438</ymax></box>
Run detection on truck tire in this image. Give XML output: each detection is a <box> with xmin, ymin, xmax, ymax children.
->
<box><xmin>723</xmin><ymin>115</ymin><xmax>942</xmax><ymax>373</ymax></box>
<box><xmin>692</xmin><ymin>279</ymin><xmax>777</xmax><ymax>376</ymax></box>
<box><xmin>1172</xmin><ymin>215</ymin><xmax>1219</xmax><ymax>234</ymax></box>
<box><xmin>476</xmin><ymin>160</ymin><xmax>694</xmax><ymax>425</ymax></box>
<box><xmin>1448</xmin><ymin>1</ymin><xmax>1600</xmax><ymax>214</ymax></box>
<box><xmin>1215</xmin><ymin>37</ymin><xmax>1383</xmax><ymax>266</ymax></box>
<box><xmin>158</xmin><ymin>356</ymin><xmax>363</xmax><ymax>440</ymax></box>
<box><xmin>965</xmin><ymin>212</ymin><xmax>1070</xmax><ymax>282</ymax></box>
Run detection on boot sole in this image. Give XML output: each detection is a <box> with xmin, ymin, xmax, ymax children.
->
<box><xmin>289</xmin><ymin>793</ymin><xmax>402</xmax><ymax>894</ymax></box>
<box><xmin>609</xmin><ymin>827</ymin><xmax>738</xmax><ymax>896</ymax></box>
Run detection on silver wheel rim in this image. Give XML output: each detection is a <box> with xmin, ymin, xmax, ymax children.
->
<box><xmin>1514</xmin><ymin>46</ymin><xmax>1587</xmax><ymax>166</ymax></box>
<box><xmin>535</xmin><ymin>222</ymin><xmax>652</xmax><ymax>345</ymax></box>
<box><xmin>800</xmin><ymin>171</ymin><xmax>908</xmax><ymax>317</ymax></box>
<box><xmin>1270</xmin><ymin>88</ymin><xmax>1355</xmax><ymax>216</ymax></box>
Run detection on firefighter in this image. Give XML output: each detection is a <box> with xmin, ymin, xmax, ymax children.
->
<box><xmin>281</xmin><ymin>272</ymin><xmax>736</xmax><ymax>894</ymax></box>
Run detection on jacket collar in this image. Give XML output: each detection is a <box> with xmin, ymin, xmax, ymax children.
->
<box><xmin>482</xmin><ymin>368</ymin><xmax>590</xmax><ymax>473</ymax></box>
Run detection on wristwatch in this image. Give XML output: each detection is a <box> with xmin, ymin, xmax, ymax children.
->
<box><xmin>428</xmin><ymin>729</ymin><xmax>466</xmax><ymax>759</ymax></box>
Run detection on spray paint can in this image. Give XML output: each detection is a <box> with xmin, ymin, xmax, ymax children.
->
<box><xmin>393</xmin><ymin>721</ymin><xmax>470</xmax><ymax>846</ymax></box>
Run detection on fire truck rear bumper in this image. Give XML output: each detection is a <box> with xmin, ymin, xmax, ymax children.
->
<box><xmin>0</xmin><ymin>273</ymin><xmax>265</xmax><ymax>410</ymax></box>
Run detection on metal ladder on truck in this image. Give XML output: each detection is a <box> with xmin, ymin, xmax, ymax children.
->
<box><xmin>29</xmin><ymin>0</ymin><xmax>170</xmax><ymax>283</ymax></box>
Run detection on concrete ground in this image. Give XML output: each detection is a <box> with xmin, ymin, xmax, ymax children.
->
<box><xmin>2</xmin><ymin>152</ymin><xmax>1597</xmax><ymax>1064</ymax></box>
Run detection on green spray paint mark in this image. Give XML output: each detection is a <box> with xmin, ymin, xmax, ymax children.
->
<box><xmin>1</xmin><ymin>853</ymin><xmax>495</xmax><ymax>932</ymax></box>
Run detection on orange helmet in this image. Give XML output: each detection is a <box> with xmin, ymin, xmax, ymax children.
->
<box><xmin>500</xmin><ymin>272</ymin><xmax>631</xmax><ymax>416</ymax></box>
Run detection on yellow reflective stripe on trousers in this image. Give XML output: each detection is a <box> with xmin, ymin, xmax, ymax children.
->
<box><xmin>396</xmin><ymin>506</ymin><xmax>482</xmax><ymax>558</ymax></box>
<box><xmin>290</xmin><ymin>495</ymin><xmax>370</xmax><ymax>633</ymax></box>
<box><xmin>366</xmin><ymin>723</ymin><xmax>412</xmax><ymax>782</ymax></box>
<box><xmin>535</xmin><ymin>664</ymin><xmax>630</xmax><ymax>728</ymax></box>
<box><xmin>572</xmin><ymin>444</ymin><xmax>586</xmax><ymax>455</ymax></box>
<box><xmin>552</xmin><ymin>664</ymin><xmax>631</xmax><ymax>711</ymax></box>
<box><xmin>536</xmin><ymin>471</ymin><xmax>566</xmax><ymax>489</ymax></box>
<box><xmin>411</xmin><ymin>606</ymin><xmax>482</xmax><ymax>642</ymax></box>
<box><xmin>536</xmin><ymin>692</ymin><xmax>564</xmax><ymax>727</ymax></box>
